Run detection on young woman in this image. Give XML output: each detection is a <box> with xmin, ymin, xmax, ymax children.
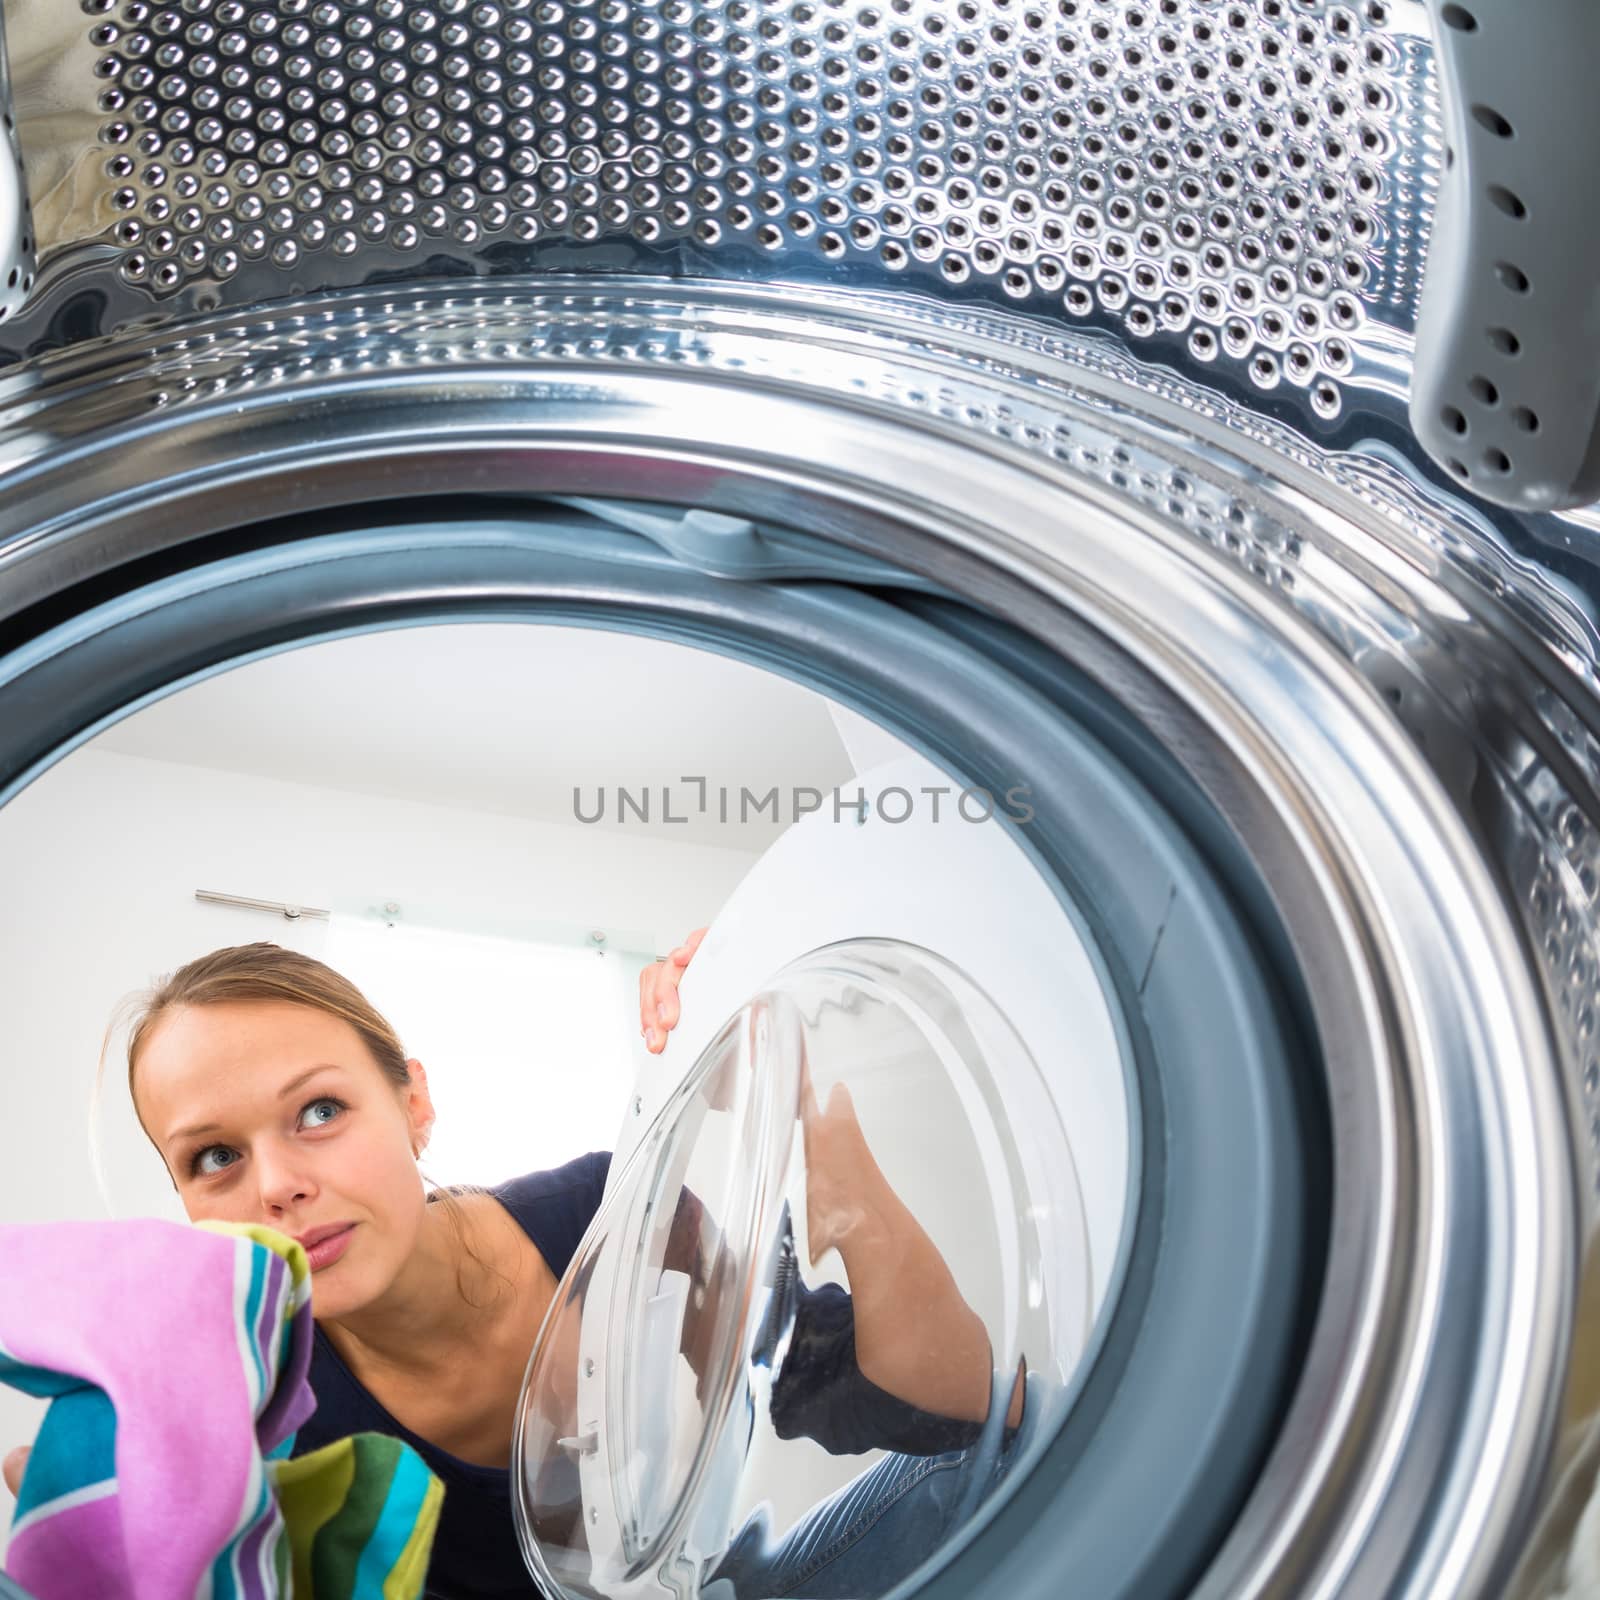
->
<box><xmin>4</xmin><ymin>941</ymin><xmax>1027</xmax><ymax>1598</ymax></box>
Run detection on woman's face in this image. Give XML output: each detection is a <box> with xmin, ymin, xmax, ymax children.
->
<box><xmin>134</xmin><ymin>998</ymin><xmax>434</xmax><ymax>1319</ymax></box>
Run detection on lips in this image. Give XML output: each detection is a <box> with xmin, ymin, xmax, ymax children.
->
<box><xmin>299</xmin><ymin>1224</ymin><xmax>356</xmax><ymax>1274</ymax></box>
<box><xmin>294</xmin><ymin>1222</ymin><xmax>354</xmax><ymax>1249</ymax></box>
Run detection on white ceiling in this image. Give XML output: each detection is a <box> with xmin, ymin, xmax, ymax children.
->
<box><xmin>87</xmin><ymin>622</ymin><xmax>858</xmax><ymax>851</ymax></box>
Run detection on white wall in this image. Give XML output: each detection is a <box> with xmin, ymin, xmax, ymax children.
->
<box><xmin>0</xmin><ymin>743</ymin><xmax>759</xmax><ymax>1553</ymax></box>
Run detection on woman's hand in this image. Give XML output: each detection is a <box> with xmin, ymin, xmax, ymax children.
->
<box><xmin>639</xmin><ymin>927</ymin><xmax>707</xmax><ymax>1053</ymax></box>
<box><xmin>3</xmin><ymin>1443</ymin><xmax>30</xmax><ymax>1498</ymax></box>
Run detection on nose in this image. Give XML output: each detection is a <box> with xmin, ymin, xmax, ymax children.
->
<box><xmin>252</xmin><ymin>1140</ymin><xmax>317</xmax><ymax>1217</ymax></box>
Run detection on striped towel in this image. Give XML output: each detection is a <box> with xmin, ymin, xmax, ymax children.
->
<box><xmin>0</xmin><ymin>1218</ymin><xmax>443</xmax><ymax>1600</ymax></box>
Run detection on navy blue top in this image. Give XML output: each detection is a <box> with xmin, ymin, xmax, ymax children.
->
<box><xmin>290</xmin><ymin>1151</ymin><xmax>988</xmax><ymax>1599</ymax></box>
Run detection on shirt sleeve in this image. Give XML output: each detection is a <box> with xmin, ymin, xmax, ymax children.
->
<box><xmin>493</xmin><ymin>1150</ymin><xmax>614</xmax><ymax>1281</ymax></box>
<box><xmin>580</xmin><ymin>1149</ymin><xmax>613</xmax><ymax>1230</ymax></box>
<box><xmin>659</xmin><ymin>1187</ymin><xmax>1011</xmax><ymax>1458</ymax></box>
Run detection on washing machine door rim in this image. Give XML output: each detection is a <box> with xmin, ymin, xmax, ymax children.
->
<box><xmin>0</xmin><ymin>497</ymin><xmax>1322</xmax><ymax>1599</ymax></box>
<box><xmin>0</xmin><ymin>280</ymin><xmax>1575</xmax><ymax>1600</ymax></box>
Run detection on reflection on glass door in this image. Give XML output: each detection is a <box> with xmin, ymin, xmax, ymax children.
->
<box><xmin>514</xmin><ymin>938</ymin><xmax>1092</xmax><ymax>1600</ymax></box>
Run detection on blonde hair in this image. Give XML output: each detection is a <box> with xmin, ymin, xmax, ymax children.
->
<box><xmin>94</xmin><ymin>940</ymin><xmax>514</xmax><ymax>1310</ymax></box>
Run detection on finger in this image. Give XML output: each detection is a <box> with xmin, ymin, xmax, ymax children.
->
<box><xmin>3</xmin><ymin>1444</ymin><xmax>30</xmax><ymax>1497</ymax></box>
<box><xmin>640</xmin><ymin>965</ymin><xmax>670</xmax><ymax>1052</ymax></box>
<box><xmin>655</xmin><ymin>940</ymin><xmax>703</xmax><ymax>1029</ymax></box>
<box><xmin>654</xmin><ymin>963</ymin><xmax>686</xmax><ymax>1029</ymax></box>
<box><xmin>647</xmin><ymin>966</ymin><xmax>670</xmax><ymax>1050</ymax></box>
<box><xmin>639</xmin><ymin>962</ymin><xmax>660</xmax><ymax>1036</ymax></box>
<box><xmin>644</xmin><ymin>927</ymin><xmax>709</xmax><ymax>1047</ymax></box>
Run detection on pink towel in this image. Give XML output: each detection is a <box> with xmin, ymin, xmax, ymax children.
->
<box><xmin>0</xmin><ymin>1217</ymin><xmax>317</xmax><ymax>1599</ymax></box>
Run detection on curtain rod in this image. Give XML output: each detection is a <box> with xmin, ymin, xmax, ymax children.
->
<box><xmin>194</xmin><ymin>890</ymin><xmax>667</xmax><ymax>959</ymax></box>
<box><xmin>194</xmin><ymin>889</ymin><xmax>330</xmax><ymax>920</ymax></box>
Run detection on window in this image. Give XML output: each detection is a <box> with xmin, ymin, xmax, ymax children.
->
<box><xmin>323</xmin><ymin>913</ymin><xmax>640</xmax><ymax>1187</ymax></box>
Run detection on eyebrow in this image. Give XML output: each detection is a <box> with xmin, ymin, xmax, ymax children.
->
<box><xmin>165</xmin><ymin>1063</ymin><xmax>347</xmax><ymax>1146</ymax></box>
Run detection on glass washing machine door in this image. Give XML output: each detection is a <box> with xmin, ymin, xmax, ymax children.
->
<box><xmin>514</xmin><ymin>934</ymin><xmax>1088</xmax><ymax>1600</ymax></box>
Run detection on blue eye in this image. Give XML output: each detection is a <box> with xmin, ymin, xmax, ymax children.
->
<box><xmin>300</xmin><ymin>1096</ymin><xmax>346</xmax><ymax>1130</ymax></box>
<box><xmin>191</xmin><ymin>1145</ymin><xmax>239</xmax><ymax>1178</ymax></box>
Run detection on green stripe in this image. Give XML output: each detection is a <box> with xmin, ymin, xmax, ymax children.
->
<box><xmin>352</xmin><ymin>1445</ymin><xmax>434</xmax><ymax>1596</ymax></box>
<box><xmin>273</xmin><ymin>1435</ymin><xmax>358</xmax><ymax>1598</ymax></box>
<box><xmin>312</xmin><ymin>1434</ymin><xmax>401</xmax><ymax>1600</ymax></box>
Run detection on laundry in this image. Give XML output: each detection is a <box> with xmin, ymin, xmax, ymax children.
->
<box><xmin>0</xmin><ymin>1217</ymin><xmax>443</xmax><ymax>1600</ymax></box>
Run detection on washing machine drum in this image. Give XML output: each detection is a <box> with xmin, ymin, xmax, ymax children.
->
<box><xmin>1</xmin><ymin>3</ymin><xmax>1599</xmax><ymax>1597</ymax></box>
